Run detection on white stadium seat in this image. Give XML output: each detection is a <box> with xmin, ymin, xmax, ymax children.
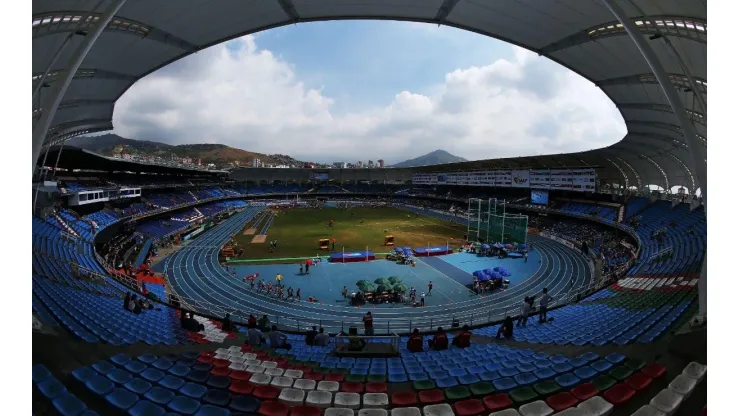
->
<box><xmin>278</xmin><ymin>388</ymin><xmax>306</xmax><ymax>406</ymax></box>
<box><xmin>362</xmin><ymin>393</ymin><xmax>389</xmax><ymax>409</ymax></box>
<box><xmin>306</xmin><ymin>390</ymin><xmax>333</xmax><ymax>408</ymax></box>
<box><xmin>576</xmin><ymin>396</ymin><xmax>613</xmax><ymax>416</ymax></box>
<box><xmin>669</xmin><ymin>374</ymin><xmax>697</xmax><ymax>397</ymax></box>
<box><xmin>422</xmin><ymin>403</ymin><xmax>454</xmax><ymax>416</ymax></box>
<box><xmin>360</xmin><ymin>409</ymin><xmax>389</xmax><ymax>416</ymax></box>
<box><xmin>682</xmin><ymin>362</ymin><xmax>706</xmax><ymax>381</ymax></box>
<box><xmin>262</xmin><ymin>361</ymin><xmax>278</xmax><ymax>369</ymax></box>
<box><xmin>246</xmin><ymin>365</ymin><xmax>266</xmax><ymax>373</ymax></box>
<box><xmin>325</xmin><ymin>408</ymin><xmax>354</xmax><ymax>416</ymax></box>
<box><xmin>649</xmin><ymin>389</ymin><xmax>683</xmax><ymax>415</ymax></box>
<box><xmin>265</xmin><ymin>368</ymin><xmax>285</xmax><ymax>377</ymax></box>
<box><xmin>490</xmin><ymin>410</ymin><xmax>522</xmax><ymax>416</ymax></box>
<box><xmin>270</xmin><ymin>376</ymin><xmax>294</xmax><ymax>388</ymax></box>
<box><xmin>317</xmin><ymin>381</ymin><xmax>340</xmax><ymax>392</ymax></box>
<box><xmin>249</xmin><ymin>373</ymin><xmax>272</xmax><ymax>385</ymax></box>
<box><xmin>631</xmin><ymin>405</ymin><xmax>666</xmax><ymax>416</ymax></box>
<box><xmin>519</xmin><ymin>400</ymin><xmax>554</xmax><ymax>416</ymax></box>
<box><xmin>553</xmin><ymin>408</ymin><xmax>587</xmax><ymax>416</ymax></box>
<box><xmin>391</xmin><ymin>407</ymin><xmax>422</xmax><ymax>416</ymax></box>
<box><xmin>284</xmin><ymin>369</ymin><xmax>304</xmax><ymax>379</ymax></box>
<box><xmin>293</xmin><ymin>379</ymin><xmax>317</xmax><ymax>391</ymax></box>
<box><xmin>228</xmin><ymin>362</ymin><xmax>246</xmax><ymax>371</ymax></box>
<box><xmin>334</xmin><ymin>392</ymin><xmax>361</xmax><ymax>410</ymax></box>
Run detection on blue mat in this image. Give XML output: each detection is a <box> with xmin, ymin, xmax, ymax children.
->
<box><xmin>329</xmin><ymin>251</ymin><xmax>375</xmax><ymax>262</ymax></box>
<box><xmin>135</xmin><ymin>239</ymin><xmax>153</xmax><ymax>268</ymax></box>
<box><xmin>413</xmin><ymin>246</ymin><xmax>453</xmax><ymax>256</ymax></box>
<box><xmin>418</xmin><ymin>256</ymin><xmax>473</xmax><ymax>287</ymax></box>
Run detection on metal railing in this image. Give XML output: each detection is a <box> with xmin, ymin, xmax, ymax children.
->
<box><xmin>334</xmin><ymin>334</ymin><xmax>401</xmax><ymax>354</ymax></box>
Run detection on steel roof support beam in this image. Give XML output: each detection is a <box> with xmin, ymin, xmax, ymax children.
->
<box><xmin>32</xmin><ymin>32</ymin><xmax>75</xmax><ymax>102</ymax></box>
<box><xmin>435</xmin><ymin>0</ymin><xmax>461</xmax><ymax>25</ymax></box>
<box><xmin>31</xmin><ymin>0</ymin><xmax>126</xmax><ymax>178</ymax></box>
<box><xmin>602</xmin><ymin>0</ymin><xmax>707</xmax><ymax>318</ymax></box>
<box><xmin>661</xmin><ymin>37</ymin><xmax>708</xmax><ymax>117</ymax></box>
<box><xmin>277</xmin><ymin>0</ymin><xmax>300</xmax><ymax>22</ymax></box>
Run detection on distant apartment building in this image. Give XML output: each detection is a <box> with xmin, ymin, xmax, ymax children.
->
<box><xmin>368</xmin><ymin>160</ymin><xmax>374</xmax><ymax>167</ymax></box>
<box><xmin>378</xmin><ymin>159</ymin><xmax>385</xmax><ymax>168</ymax></box>
<box><xmin>357</xmin><ymin>161</ymin><xmax>364</xmax><ymax>168</ymax></box>
<box><xmin>333</xmin><ymin>162</ymin><xmax>346</xmax><ymax>169</ymax></box>
<box><xmin>252</xmin><ymin>158</ymin><xmax>261</xmax><ymax>168</ymax></box>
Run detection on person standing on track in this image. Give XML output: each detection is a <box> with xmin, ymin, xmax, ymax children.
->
<box><xmin>363</xmin><ymin>312</ymin><xmax>374</xmax><ymax>335</ymax></box>
<box><xmin>250</xmin><ymin>279</ymin><xmax>255</xmax><ymax>291</ymax></box>
<box><xmin>538</xmin><ymin>288</ymin><xmax>552</xmax><ymax>323</ymax></box>
<box><xmin>296</xmin><ymin>288</ymin><xmax>301</xmax><ymax>301</ymax></box>
<box><xmin>427</xmin><ymin>281</ymin><xmax>433</xmax><ymax>295</ymax></box>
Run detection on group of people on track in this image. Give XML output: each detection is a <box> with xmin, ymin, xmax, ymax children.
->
<box><xmin>249</xmin><ymin>278</ymin><xmax>301</xmax><ymax>301</ymax></box>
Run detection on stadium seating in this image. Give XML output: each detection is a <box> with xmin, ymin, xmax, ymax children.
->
<box><xmin>559</xmin><ymin>202</ymin><xmax>617</xmax><ymax>222</ymax></box>
<box><xmin>33</xmin><ymin>336</ymin><xmax>698</xmax><ymax>416</ymax></box>
<box><xmin>624</xmin><ymin>202</ymin><xmax>706</xmax><ymax>277</ymax></box>
<box><xmin>473</xmin><ymin>282</ymin><xmax>697</xmax><ymax>346</ymax></box>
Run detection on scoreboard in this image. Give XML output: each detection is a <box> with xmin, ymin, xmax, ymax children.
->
<box><xmin>412</xmin><ymin>168</ymin><xmax>596</xmax><ymax>192</ymax></box>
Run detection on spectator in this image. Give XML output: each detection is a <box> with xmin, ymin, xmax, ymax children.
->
<box><xmin>407</xmin><ymin>328</ymin><xmax>424</xmax><ymax>352</ymax></box>
<box><xmin>247</xmin><ymin>314</ymin><xmax>257</xmax><ymax>327</ymax></box>
<box><xmin>496</xmin><ymin>316</ymin><xmax>514</xmax><ymax>339</ymax></box>
<box><xmin>269</xmin><ymin>325</ymin><xmax>291</xmax><ymax>350</ymax></box>
<box><xmin>452</xmin><ymin>325</ymin><xmax>472</xmax><ymax>348</ymax></box>
<box><xmin>314</xmin><ymin>327</ymin><xmax>330</xmax><ymax>346</ymax></box>
<box><xmin>123</xmin><ymin>292</ymin><xmax>130</xmax><ymax>310</ymax></box>
<box><xmin>539</xmin><ymin>288</ymin><xmax>552</xmax><ymax>323</ymax></box>
<box><xmin>247</xmin><ymin>326</ymin><xmax>264</xmax><ymax>345</ymax></box>
<box><xmin>258</xmin><ymin>314</ymin><xmax>270</xmax><ymax>331</ymax></box>
<box><xmin>427</xmin><ymin>327</ymin><xmax>449</xmax><ymax>351</ymax></box>
<box><xmin>517</xmin><ymin>297</ymin><xmax>531</xmax><ymax>327</ymax></box>
<box><xmin>222</xmin><ymin>314</ymin><xmax>234</xmax><ymax>332</ymax></box>
<box><xmin>363</xmin><ymin>312</ymin><xmax>374</xmax><ymax>335</ymax></box>
<box><xmin>305</xmin><ymin>326</ymin><xmax>318</xmax><ymax>346</ymax></box>
<box><xmin>347</xmin><ymin>327</ymin><xmax>366</xmax><ymax>352</ymax></box>
<box><xmin>183</xmin><ymin>312</ymin><xmax>205</xmax><ymax>332</ymax></box>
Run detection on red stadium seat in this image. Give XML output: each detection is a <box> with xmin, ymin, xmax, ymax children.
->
<box><xmin>241</xmin><ymin>345</ymin><xmax>254</xmax><ymax>352</ymax></box>
<box><xmin>229</xmin><ymin>380</ymin><xmax>254</xmax><ymax>395</ymax></box>
<box><xmin>641</xmin><ymin>363</ymin><xmax>667</xmax><ymax>379</ymax></box>
<box><xmin>290</xmin><ymin>405</ymin><xmax>322</xmax><ymax>416</ymax></box>
<box><xmin>197</xmin><ymin>356</ymin><xmax>214</xmax><ymax>364</ymax></box>
<box><xmin>546</xmin><ymin>392</ymin><xmax>578</xmax><ymax>412</ymax></box>
<box><xmin>603</xmin><ymin>383</ymin><xmax>636</xmax><ymax>405</ymax></box>
<box><xmin>212</xmin><ymin>359</ymin><xmax>230</xmax><ymax>368</ymax></box>
<box><xmin>570</xmin><ymin>383</ymin><xmax>598</xmax><ymax>401</ymax></box>
<box><xmin>324</xmin><ymin>374</ymin><xmax>344</xmax><ymax>382</ymax></box>
<box><xmin>391</xmin><ymin>391</ymin><xmax>418</xmax><ymax>407</ymax></box>
<box><xmin>482</xmin><ymin>394</ymin><xmax>513</xmax><ymax>412</ymax></box>
<box><xmin>210</xmin><ymin>367</ymin><xmax>230</xmax><ymax>377</ymax></box>
<box><xmin>418</xmin><ymin>389</ymin><xmax>445</xmax><ymax>405</ymax></box>
<box><xmin>453</xmin><ymin>399</ymin><xmax>485</xmax><ymax>416</ymax></box>
<box><xmin>275</xmin><ymin>358</ymin><xmax>288</xmax><ymax>366</ymax></box>
<box><xmin>258</xmin><ymin>400</ymin><xmax>290</xmax><ymax>416</ymax></box>
<box><xmin>253</xmin><ymin>385</ymin><xmax>280</xmax><ymax>400</ymax></box>
<box><xmin>366</xmin><ymin>382</ymin><xmax>388</xmax><ymax>393</ymax></box>
<box><xmin>303</xmin><ymin>372</ymin><xmax>323</xmax><ymax>381</ymax></box>
<box><xmin>625</xmin><ymin>372</ymin><xmax>653</xmax><ymax>391</ymax></box>
<box><xmin>229</xmin><ymin>371</ymin><xmax>253</xmax><ymax>381</ymax></box>
<box><xmin>340</xmin><ymin>382</ymin><xmax>364</xmax><ymax>393</ymax></box>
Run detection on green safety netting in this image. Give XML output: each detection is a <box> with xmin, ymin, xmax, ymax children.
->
<box><xmin>388</xmin><ymin>276</ymin><xmax>402</xmax><ymax>285</ymax></box>
<box><xmin>393</xmin><ymin>283</ymin><xmax>408</xmax><ymax>293</ymax></box>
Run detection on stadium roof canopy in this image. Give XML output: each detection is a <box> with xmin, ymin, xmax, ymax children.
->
<box><xmin>40</xmin><ymin>145</ymin><xmax>227</xmax><ymax>176</ymax></box>
<box><xmin>33</xmin><ymin>0</ymin><xmax>706</xmax><ymax>193</ymax></box>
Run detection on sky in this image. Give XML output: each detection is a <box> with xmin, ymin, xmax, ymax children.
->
<box><xmin>113</xmin><ymin>21</ymin><xmax>627</xmax><ymax>164</ymax></box>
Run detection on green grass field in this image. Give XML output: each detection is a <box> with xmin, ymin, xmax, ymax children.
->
<box><xmin>233</xmin><ymin>206</ymin><xmax>466</xmax><ymax>261</ymax></box>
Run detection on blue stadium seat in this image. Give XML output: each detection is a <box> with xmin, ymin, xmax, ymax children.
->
<box><xmin>168</xmin><ymin>395</ymin><xmax>201</xmax><ymax>414</ymax></box>
<box><xmin>105</xmin><ymin>388</ymin><xmax>139</xmax><ymax>410</ymax></box>
<box><xmin>52</xmin><ymin>393</ymin><xmax>88</xmax><ymax>416</ymax></box>
<box><xmin>128</xmin><ymin>400</ymin><xmax>166</xmax><ymax>416</ymax></box>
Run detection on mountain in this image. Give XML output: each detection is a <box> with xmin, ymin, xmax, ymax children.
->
<box><xmin>390</xmin><ymin>150</ymin><xmax>468</xmax><ymax>168</ymax></box>
<box><xmin>66</xmin><ymin>134</ymin><xmax>305</xmax><ymax>168</ymax></box>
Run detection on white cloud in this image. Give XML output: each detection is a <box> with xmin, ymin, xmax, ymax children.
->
<box><xmin>114</xmin><ymin>35</ymin><xmax>626</xmax><ymax>163</ymax></box>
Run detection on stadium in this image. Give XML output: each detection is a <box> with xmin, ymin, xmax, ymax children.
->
<box><xmin>31</xmin><ymin>2</ymin><xmax>707</xmax><ymax>416</ymax></box>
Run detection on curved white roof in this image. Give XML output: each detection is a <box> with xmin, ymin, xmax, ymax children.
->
<box><xmin>32</xmin><ymin>0</ymin><xmax>706</xmax><ymax>191</ymax></box>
